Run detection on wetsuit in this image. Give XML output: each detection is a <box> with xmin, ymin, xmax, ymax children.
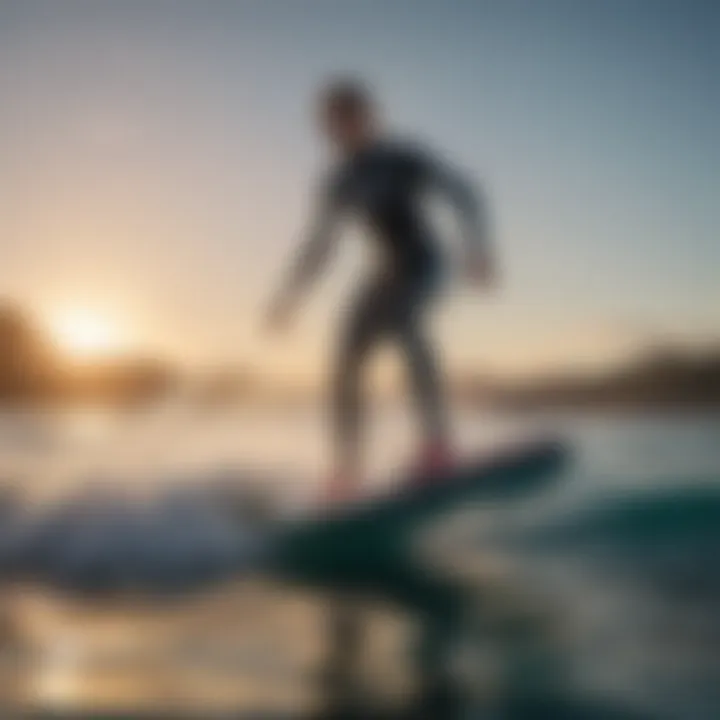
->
<box><xmin>286</xmin><ymin>139</ymin><xmax>486</xmax><ymax>468</ymax></box>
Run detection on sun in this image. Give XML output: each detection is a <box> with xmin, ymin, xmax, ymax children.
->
<box><xmin>49</xmin><ymin>308</ymin><xmax>125</xmax><ymax>360</ymax></box>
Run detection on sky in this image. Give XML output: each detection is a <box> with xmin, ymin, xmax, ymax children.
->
<box><xmin>0</xmin><ymin>0</ymin><xmax>718</xmax><ymax>380</ymax></box>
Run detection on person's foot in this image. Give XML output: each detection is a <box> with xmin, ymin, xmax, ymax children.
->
<box><xmin>321</xmin><ymin>471</ymin><xmax>360</xmax><ymax>507</ymax></box>
<box><xmin>408</xmin><ymin>440</ymin><xmax>455</xmax><ymax>484</ymax></box>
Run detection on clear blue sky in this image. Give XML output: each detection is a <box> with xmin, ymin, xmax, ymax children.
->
<box><xmin>0</xmin><ymin>0</ymin><xmax>718</xmax><ymax>378</ymax></box>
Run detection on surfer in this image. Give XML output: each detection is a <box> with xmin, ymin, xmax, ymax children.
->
<box><xmin>267</xmin><ymin>78</ymin><xmax>495</xmax><ymax>501</ymax></box>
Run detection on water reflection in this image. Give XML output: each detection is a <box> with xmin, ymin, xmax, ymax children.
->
<box><xmin>0</xmin><ymin>408</ymin><xmax>717</xmax><ymax>718</ymax></box>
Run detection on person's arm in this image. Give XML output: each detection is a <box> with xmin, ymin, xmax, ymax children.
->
<box><xmin>419</xmin><ymin>148</ymin><xmax>496</xmax><ymax>285</ymax></box>
<box><xmin>266</xmin><ymin>181</ymin><xmax>343</xmax><ymax>328</ymax></box>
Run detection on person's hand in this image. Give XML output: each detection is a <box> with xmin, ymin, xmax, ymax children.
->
<box><xmin>466</xmin><ymin>251</ymin><xmax>497</xmax><ymax>289</ymax></box>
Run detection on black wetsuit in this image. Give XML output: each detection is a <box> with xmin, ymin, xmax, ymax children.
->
<box><xmin>289</xmin><ymin>139</ymin><xmax>484</xmax><ymax>466</ymax></box>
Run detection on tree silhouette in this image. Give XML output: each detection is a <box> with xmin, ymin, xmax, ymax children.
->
<box><xmin>0</xmin><ymin>301</ymin><xmax>59</xmax><ymax>401</ymax></box>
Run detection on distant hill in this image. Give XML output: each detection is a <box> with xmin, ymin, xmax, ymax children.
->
<box><xmin>0</xmin><ymin>302</ymin><xmax>60</xmax><ymax>402</ymax></box>
<box><xmin>0</xmin><ymin>302</ymin><xmax>178</xmax><ymax>406</ymax></box>
<box><xmin>459</xmin><ymin>347</ymin><xmax>720</xmax><ymax>411</ymax></box>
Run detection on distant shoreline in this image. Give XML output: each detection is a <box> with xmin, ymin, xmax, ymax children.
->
<box><xmin>2</xmin><ymin>300</ymin><xmax>719</xmax><ymax>412</ymax></box>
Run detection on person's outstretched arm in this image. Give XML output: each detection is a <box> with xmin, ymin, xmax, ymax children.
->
<box><xmin>419</xmin><ymin>148</ymin><xmax>496</xmax><ymax>285</ymax></box>
<box><xmin>266</xmin><ymin>181</ymin><xmax>343</xmax><ymax>329</ymax></box>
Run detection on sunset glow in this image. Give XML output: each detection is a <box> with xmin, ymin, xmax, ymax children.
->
<box><xmin>49</xmin><ymin>309</ymin><xmax>126</xmax><ymax>359</ymax></box>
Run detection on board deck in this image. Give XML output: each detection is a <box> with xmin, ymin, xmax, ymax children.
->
<box><xmin>270</xmin><ymin>438</ymin><xmax>569</xmax><ymax>599</ymax></box>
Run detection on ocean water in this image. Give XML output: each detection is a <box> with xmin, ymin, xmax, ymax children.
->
<box><xmin>0</xmin><ymin>405</ymin><xmax>718</xmax><ymax>718</ymax></box>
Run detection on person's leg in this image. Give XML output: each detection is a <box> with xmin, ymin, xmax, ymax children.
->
<box><xmin>401</xmin><ymin>314</ymin><xmax>449</xmax><ymax>451</ymax></box>
<box><xmin>392</xmin><ymin>272</ymin><xmax>452</xmax><ymax>472</ymax></box>
<box><xmin>329</xmin><ymin>279</ymin><xmax>385</xmax><ymax>498</ymax></box>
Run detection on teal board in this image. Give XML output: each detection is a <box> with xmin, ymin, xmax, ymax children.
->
<box><xmin>270</xmin><ymin>438</ymin><xmax>569</xmax><ymax>605</ymax></box>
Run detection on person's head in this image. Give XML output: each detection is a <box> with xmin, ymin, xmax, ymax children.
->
<box><xmin>318</xmin><ymin>78</ymin><xmax>377</xmax><ymax>154</ymax></box>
